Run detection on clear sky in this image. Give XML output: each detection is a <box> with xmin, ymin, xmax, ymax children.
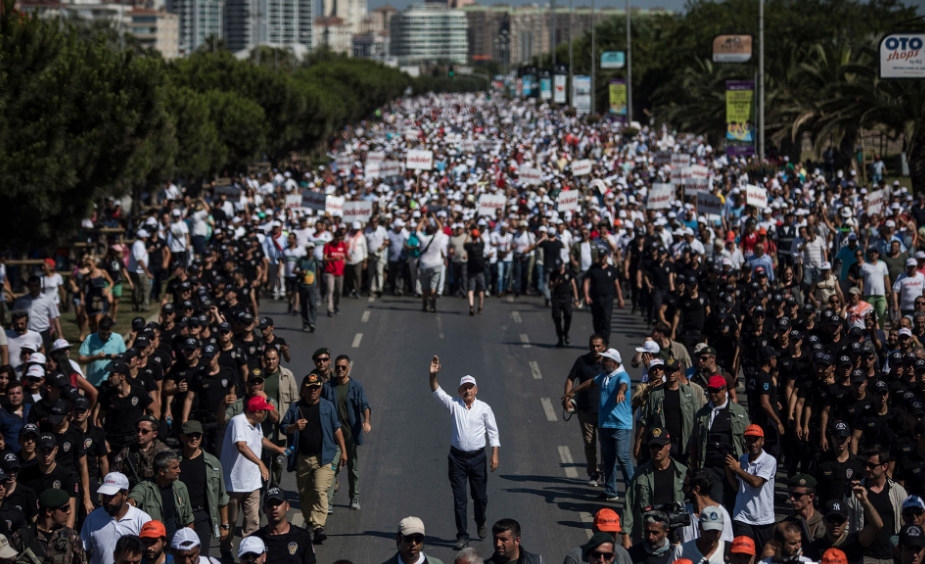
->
<box><xmin>367</xmin><ymin>0</ymin><xmax>925</xmax><ymax>16</ymax></box>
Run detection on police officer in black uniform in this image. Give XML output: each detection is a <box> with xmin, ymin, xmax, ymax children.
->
<box><xmin>582</xmin><ymin>249</ymin><xmax>624</xmax><ymax>344</ymax></box>
<box><xmin>549</xmin><ymin>259</ymin><xmax>579</xmax><ymax>348</ymax></box>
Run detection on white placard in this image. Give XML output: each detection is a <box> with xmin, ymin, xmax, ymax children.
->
<box><xmin>654</xmin><ymin>151</ymin><xmax>672</xmax><ymax>166</ymax></box>
<box><xmin>520</xmin><ymin>167</ymin><xmax>543</xmax><ymax>186</ymax></box>
<box><xmin>696</xmin><ymin>193</ymin><xmax>724</xmax><ymax>217</ymax></box>
<box><xmin>343</xmin><ymin>201</ymin><xmax>373</xmax><ymax>223</ymax></box>
<box><xmin>366</xmin><ymin>151</ymin><xmax>385</xmax><ymax>164</ymax></box>
<box><xmin>406</xmin><ymin>150</ymin><xmax>434</xmax><ymax>171</ymax></box>
<box><xmin>302</xmin><ymin>190</ymin><xmax>327</xmax><ymax>211</ymax></box>
<box><xmin>380</xmin><ymin>160</ymin><xmax>401</xmax><ymax>178</ymax></box>
<box><xmin>590</xmin><ymin>179</ymin><xmax>608</xmax><ymax>194</ymax></box>
<box><xmin>670</xmin><ymin>153</ymin><xmax>691</xmax><ymax>169</ymax></box>
<box><xmin>685</xmin><ymin>165</ymin><xmax>711</xmax><ymax>194</ymax></box>
<box><xmin>405</xmin><ymin>129</ymin><xmax>420</xmax><ymax>141</ymax></box>
<box><xmin>646</xmin><ymin>183</ymin><xmax>675</xmax><ymax>210</ymax></box>
<box><xmin>746</xmin><ymin>184</ymin><xmax>768</xmax><ymax>209</ymax></box>
<box><xmin>477</xmin><ymin>194</ymin><xmax>506</xmax><ymax>217</ymax></box>
<box><xmin>556</xmin><ymin>190</ymin><xmax>580</xmax><ymax>212</ymax></box>
<box><xmin>326</xmin><ymin>196</ymin><xmax>345</xmax><ymax>217</ymax></box>
<box><xmin>284</xmin><ymin>195</ymin><xmax>302</xmax><ymax>209</ymax></box>
<box><xmin>335</xmin><ymin>155</ymin><xmax>352</xmax><ymax>170</ymax></box>
<box><xmin>572</xmin><ymin>159</ymin><xmax>592</xmax><ymax>176</ymax></box>
<box><xmin>868</xmin><ymin>189</ymin><xmax>884</xmax><ymax>215</ymax></box>
<box><xmin>461</xmin><ymin>140</ymin><xmax>476</xmax><ymax>153</ymax></box>
<box><xmin>365</xmin><ymin>162</ymin><xmax>381</xmax><ymax>179</ymax></box>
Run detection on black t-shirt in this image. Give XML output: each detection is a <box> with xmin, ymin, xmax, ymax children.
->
<box><xmin>264</xmin><ymin>336</ymin><xmax>289</xmax><ymax>357</ymax></box>
<box><xmin>235</xmin><ymin>336</ymin><xmax>265</xmax><ymax>372</ymax></box>
<box><xmin>189</xmin><ymin>366</ymin><xmax>235</xmax><ymax>422</ymax></box>
<box><xmin>586</xmin><ymin>263</ymin><xmax>618</xmax><ymax>298</ymax></box>
<box><xmin>549</xmin><ymin>269</ymin><xmax>576</xmax><ymax>298</ymax></box>
<box><xmin>4</xmin><ymin>483</ymin><xmax>38</xmax><ymax>523</ymax></box>
<box><xmin>297</xmin><ymin>402</ymin><xmax>323</xmax><ymax>457</ymax></box>
<box><xmin>160</xmin><ymin>483</ymin><xmax>178</xmax><ymax>540</ymax></box>
<box><xmin>806</xmin><ymin>532</ymin><xmax>865</xmax><ymax>564</ymax></box>
<box><xmin>648</xmin><ymin>261</ymin><xmax>673</xmax><ymax>289</ymax></box>
<box><xmin>679</xmin><ymin>295</ymin><xmax>707</xmax><ymax>333</ymax></box>
<box><xmin>464</xmin><ymin>242</ymin><xmax>486</xmax><ymax>274</ymax></box>
<box><xmin>854</xmin><ymin>406</ymin><xmax>894</xmax><ymax>450</ymax></box>
<box><xmin>813</xmin><ymin>451</ymin><xmax>865</xmax><ymax>504</ymax></box>
<box><xmin>568</xmin><ymin>353</ymin><xmax>603</xmax><ymax>413</ymax></box>
<box><xmin>138</xmin><ymin>360</ymin><xmax>164</xmax><ymax>387</ymax></box>
<box><xmin>179</xmin><ymin>454</ymin><xmax>207</xmax><ymax>508</ymax></box>
<box><xmin>896</xmin><ymin>451</ymin><xmax>925</xmax><ymax>497</ymax></box>
<box><xmin>251</xmin><ymin>524</ymin><xmax>317</xmax><ymax>564</ymax></box>
<box><xmin>537</xmin><ymin>239</ymin><xmax>564</xmax><ymax>270</ymax></box>
<box><xmin>83</xmin><ymin>424</ymin><xmax>109</xmax><ymax>481</ymax></box>
<box><xmin>43</xmin><ymin>425</ymin><xmax>86</xmax><ymax>475</ymax></box>
<box><xmin>749</xmin><ymin>370</ymin><xmax>778</xmax><ymax>428</ymax></box>
<box><xmin>19</xmin><ymin>463</ymin><xmax>78</xmax><ymax>499</ymax></box>
<box><xmin>865</xmin><ymin>485</ymin><xmax>895</xmax><ymax>558</ymax></box>
<box><xmin>663</xmin><ymin>388</ymin><xmax>682</xmax><ymax>440</ymax></box>
<box><xmin>100</xmin><ymin>384</ymin><xmax>154</xmax><ymax>437</ymax></box>
<box><xmin>0</xmin><ymin>504</ymin><xmax>26</xmax><ymax>538</ymax></box>
<box><xmin>106</xmin><ymin>258</ymin><xmax>123</xmax><ymax>285</ymax></box>
<box><xmin>652</xmin><ymin>464</ymin><xmax>675</xmax><ymax>505</ymax></box>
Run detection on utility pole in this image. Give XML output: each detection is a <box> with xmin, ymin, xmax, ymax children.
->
<box><xmin>590</xmin><ymin>0</ymin><xmax>595</xmax><ymax>113</ymax></box>
<box><xmin>551</xmin><ymin>0</ymin><xmax>556</xmax><ymax>68</ymax></box>
<box><xmin>758</xmin><ymin>0</ymin><xmax>765</xmax><ymax>159</ymax></box>
<box><xmin>625</xmin><ymin>0</ymin><xmax>632</xmax><ymax>122</ymax></box>
<box><xmin>567</xmin><ymin>0</ymin><xmax>572</xmax><ymax>104</ymax></box>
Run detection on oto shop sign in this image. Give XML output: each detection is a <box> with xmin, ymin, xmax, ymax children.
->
<box><xmin>879</xmin><ymin>33</ymin><xmax>925</xmax><ymax>78</ymax></box>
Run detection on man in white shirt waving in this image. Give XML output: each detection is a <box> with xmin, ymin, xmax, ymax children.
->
<box><xmin>429</xmin><ymin>355</ymin><xmax>500</xmax><ymax>551</ymax></box>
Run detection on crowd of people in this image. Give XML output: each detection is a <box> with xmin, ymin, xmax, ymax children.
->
<box><xmin>0</xmin><ymin>90</ymin><xmax>924</xmax><ymax>564</ymax></box>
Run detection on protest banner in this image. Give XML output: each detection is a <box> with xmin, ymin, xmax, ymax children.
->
<box><xmin>685</xmin><ymin>165</ymin><xmax>711</xmax><ymax>194</ymax></box>
<box><xmin>670</xmin><ymin>153</ymin><xmax>691</xmax><ymax>169</ymax></box>
<box><xmin>366</xmin><ymin>151</ymin><xmax>385</xmax><ymax>164</ymax></box>
<box><xmin>696</xmin><ymin>193</ymin><xmax>724</xmax><ymax>217</ymax></box>
<box><xmin>406</xmin><ymin>150</ymin><xmax>434</xmax><ymax>171</ymax></box>
<box><xmin>646</xmin><ymin>183</ymin><xmax>674</xmax><ymax>210</ymax></box>
<box><xmin>365</xmin><ymin>162</ymin><xmax>381</xmax><ymax>178</ymax></box>
<box><xmin>343</xmin><ymin>201</ymin><xmax>373</xmax><ymax>223</ymax></box>
<box><xmin>746</xmin><ymin>184</ymin><xmax>768</xmax><ymax>208</ymax></box>
<box><xmin>590</xmin><ymin>179</ymin><xmax>608</xmax><ymax>194</ymax></box>
<box><xmin>868</xmin><ymin>189</ymin><xmax>884</xmax><ymax>215</ymax></box>
<box><xmin>335</xmin><ymin>155</ymin><xmax>352</xmax><ymax>171</ymax></box>
<box><xmin>520</xmin><ymin>167</ymin><xmax>543</xmax><ymax>185</ymax></box>
<box><xmin>557</xmin><ymin>190</ymin><xmax>580</xmax><ymax>212</ymax></box>
<box><xmin>326</xmin><ymin>196</ymin><xmax>345</xmax><ymax>217</ymax></box>
<box><xmin>477</xmin><ymin>194</ymin><xmax>506</xmax><ymax>216</ymax></box>
<box><xmin>380</xmin><ymin>160</ymin><xmax>401</xmax><ymax>177</ymax></box>
<box><xmin>572</xmin><ymin>159</ymin><xmax>592</xmax><ymax>176</ymax></box>
<box><xmin>284</xmin><ymin>195</ymin><xmax>302</xmax><ymax>209</ymax></box>
<box><xmin>301</xmin><ymin>190</ymin><xmax>327</xmax><ymax>211</ymax></box>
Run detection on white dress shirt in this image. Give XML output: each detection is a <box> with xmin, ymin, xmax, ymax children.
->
<box><xmin>220</xmin><ymin>413</ymin><xmax>264</xmax><ymax>492</ymax></box>
<box><xmin>432</xmin><ymin>386</ymin><xmax>500</xmax><ymax>452</ymax></box>
<box><xmin>81</xmin><ymin>504</ymin><xmax>152</xmax><ymax>564</ymax></box>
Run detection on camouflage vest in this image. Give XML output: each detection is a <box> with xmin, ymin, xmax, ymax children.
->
<box><xmin>15</xmin><ymin>526</ymin><xmax>80</xmax><ymax>564</ymax></box>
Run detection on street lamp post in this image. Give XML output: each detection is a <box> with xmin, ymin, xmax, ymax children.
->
<box><xmin>551</xmin><ymin>0</ymin><xmax>556</xmax><ymax>68</ymax></box>
<box><xmin>625</xmin><ymin>0</ymin><xmax>632</xmax><ymax>122</ymax></box>
<box><xmin>758</xmin><ymin>0</ymin><xmax>765</xmax><ymax>159</ymax></box>
<box><xmin>590</xmin><ymin>0</ymin><xmax>595</xmax><ymax>113</ymax></box>
<box><xmin>568</xmin><ymin>0</ymin><xmax>572</xmax><ymax>104</ymax></box>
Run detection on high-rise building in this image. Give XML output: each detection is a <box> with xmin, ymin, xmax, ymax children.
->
<box><xmin>390</xmin><ymin>2</ymin><xmax>467</xmax><ymax>65</ymax></box>
<box><xmin>174</xmin><ymin>0</ymin><xmax>222</xmax><ymax>55</ymax></box>
<box><xmin>224</xmin><ymin>0</ymin><xmax>313</xmax><ymax>53</ymax></box>
<box><xmin>322</xmin><ymin>0</ymin><xmax>365</xmax><ymax>35</ymax></box>
<box><xmin>130</xmin><ymin>8</ymin><xmax>180</xmax><ymax>58</ymax></box>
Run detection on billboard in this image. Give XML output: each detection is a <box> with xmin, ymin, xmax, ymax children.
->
<box><xmin>600</xmin><ymin>51</ymin><xmax>626</xmax><ymax>69</ymax></box>
<box><xmin>712</xmin><ymin>34</ymin><xmax>753</xmax><ymax>63</ymax></box>
<box><xmin>879</xmin><ymin>33</ymin><xmax>925</xmax><ymax>79</ymax></box>
<box><xmin>608</xmin><ymin>79</ymin><xmax>627</xmax><ymax>116</ymax></box>
<box><xmin>726</xmin><ymin>79</ymin><xmax>755</xmax><ymax>157</ymax></box>
<box><xmin>540</xmin><ymin>78</ymin><xmax>552</xmax><ymax>101</ymax></box>
<box><xmin>553</xmin><ymin>75</ymin><xmax>567</xmax><ymax>103</ymax></box>
<box><xmin>573</xmin><ymin>75</ymin><xmax>592</xmax><ymax>114</ymax></box>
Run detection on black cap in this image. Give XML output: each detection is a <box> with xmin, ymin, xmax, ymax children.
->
<box><xmin>249</xmin><ymin>368</ymin><xmax>265</xmax><ymax>383</ymax></box>
<box><xmin>838</xmin><ymin>355</ymin><xmax>853</xmax><ymax>367</ymax></box>
<box><xmin>873</xmin><ymin>380</ymin><xmax>889</xmax><ymax>393</ymax></box>
<box><xmin>905</xmin><ymin>353</ymin><xmax>919</xmax><ymax>366</ymax></box>
<box><xmin>47</xmin><ymin>372</ymin><xmax>70</xmax><ymax>388</ymax></box>
<box><xmin>161</xmin><ymin>303</ymin><xmax>175</xmax><ymax>314</ymax></box>
<box><xmin>1</xmin><ymin>453</ymin><xmax>21</xmax><ymax>473</ymax></box>
<box><xmin>916</xmin><ymin>359</ymin><xmax>925</xmax><ymax>372</ymax></box>
<box><xmin>814</xmin><ymin>352</ymin><xmax>833</xmax><ymax>366</ymax></box>
<box><xmin>241</xmin><ymin>313</ymin><xmax>254</xmax><ymax>324</ymax></box>
<box><xmin>790</xmin><ymin>329</ymin><xmax>803</xmax><ymax>340</ymax></box>
<box><xmin>19</xmin><ymin>424</ymin><xmax>39</xmax><ymax>438</ymax></box>
<box><xmin>175</xmin><ymin>317</ymin><xmax>188</xmax><ymax>328</ymax></box>
<box><xmin>182</xmin><ymin>337</ymin><xmax>200</xmax><ymax>350</ymax></box>
<box><xmin>758</xmin><ymin>347</ymin><xmax>776</xmax><ymax>363</ymax></box>
<box><xmin>264</xmin><ymin>487</ymin><xmax>287</xmax><ymax>504</ymax></box>
<box><xmin>849</xmin><ymin>342</ymin><xmax>864</xmax><ymax>355</ymax></box>
<box><xmin>850</xmin><ymin>369</ymin><xmax>868</xmax><ymax>383</ymax></box>
<box><xmin>901</xmin><ymin>524</ymin><xmax>925</xmax><ymax>549</ymax></box>
<box><xmin>777</xmin><ymin>317</ymin><xmax>791</xmax><ymax>329</ymax></box>
<box><xmin>73</xmin><ymin>396</ymin><xmax>91</xmax><ymax>412</ymax></box>
<box><xmin>187</xmin><ymin>316</ymin><xmax>201</xmax><ymax>328</ymax></box>
<box><xmin>108</xmin><ymin>361</ymin><xmax>131</xmax><ymax>375</ymax></box>
<box><xmin>824</xmin><ymin>499</ymin><xmax>848</xmax><ymax>520</ymax></box>
<box><xmin>131</xmin><ymin>317</ymin><xmax>146</xmax><ymax>331</ymax></box>
<box><xmin>36</xmin><ymin>433</ymin><xmax>57</xmax><ymax>450</ymax></box>
<box><xmin>203</xmin><ymin>345</ymin><xmax>219</xmax><ymax>359</ymax></box>
<box><xmin>663</xmin><ymin>360</ymin><xmax>680</xmax><ymax>372</ymax></box>
<box><xmin>181</xmin><ymin>299</ymin><xmax>195</xmax><ymax>310</ymax></box>
<box><xmin>47</xmin><ymin>399</ymin><xmax>69</xmax><ymax>425</ymax></box>
<box><xmin>647</xmin><ymin>428</ymin><xmax>671</xmax><ymax>446</ymax></box>
<box><xmin>891</xmin><ymin>350</ymin><xmax>905</xmax><ymax>364</ymax></box>
<box><xmin>830</xmin><ymin>315</ymin><xmax>843</xmax><ymax>325</ymax></box>
<box><xmin>180</xmin><ymin>282</ymin><xmax>192</xmax><ymax>292</ymax></box>
<box><xmin>134</xmin><ymin>336</ymin><xmax>150</xmax><ymax>349</ymax></box>
<box><xmin>848</xmin><ymin>327</ymin><xmax>865</xmax><ymax>339</ymax></box>
<box><xmin>259</xmin><ymin>317</ymin><xmax>274</xmax><ymax>329</ymax></box>
<box><xmin>832</xmin><ymin>421</ymin><xmax>852</xmax><ymax>438</ymax></box>
<box><xmin>216</xmin><ymin>321</ymin><xmax>231</xmax><ymax>332</ymax></box>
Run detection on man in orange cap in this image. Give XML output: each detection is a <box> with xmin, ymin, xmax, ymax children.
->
<box><xmin>139</xmin><ymin>520</ymin><xmax>169</xmax><ymax>564</ymax></box>
<box><xmin>821</xmin><ymin>548</ymin><xmax>848</xmax><ymax>564</ymax></box>
<box><xmin>564</xmin><ymin>509</ymin><xmax>631</xmax><ymax>564</ymax></box>
<box><xmin>729</xmin><ymin>536</ymin><xmax>756</xmax><ymax>564</ymax></box>
<box><xmin>727</xmin><ymin>424</ymin><xmax>776</xmax><ymax>550</ymax></box>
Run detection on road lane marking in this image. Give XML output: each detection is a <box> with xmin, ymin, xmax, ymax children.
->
<box><xmin>436</xmin><ymin>314</ymin><xmax>445</xmax><ymax>339</ymax></box>
<box><xmin>352</xmin><ymin>333</ymin><xmax>363</xmax><ymax>348</ymax></box>
<box><xmin>579</xmin><ymin>512</ymin><xmax>594</xmax><ymax>538</ymax></box>
<box><xmin>368</xmin><ymin>296</ymin><xmax>375</xmax><ymax>303</ymax></box>
<box><xmin>529</xmin><ymin>361</ymin><xmax>542</xmax><ymax>379</ymax></box>
<box><xmin>541</xmin><ymin>398</ymin><xmax>557</xmax><ymax>421</ymax></box>
<box><xmin>511</xmin><ymin>311</ymin><xmax>522</xmax><ymax>323</ymax></box>
<box><xmin>506</xmin><ymin>295</ymin><xmax>514</xmax><ymax>303</ymax></box>
<box><xmin>520</xmin><ymin>334</ymin><xmax>531</xmax><ymax>348</ymax></box>
<box><xmin>361</xmin><ymin>311</ymin><xmax>370</xmax><ymax>323</ymax></box>
<box><xmin>558</xmin><ymin>446</ymin><xmax>579</xmax><ymax>478</ymax></box>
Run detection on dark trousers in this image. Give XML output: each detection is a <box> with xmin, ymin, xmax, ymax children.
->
<box><xmin>512</xmin><ymin>257</ymin><xmax>529</xmax><ymax>295</ymax></box>
<box><xmin>448</xmin><ymin>447</ymin><xmax>488</xmax><ymax>540</ymax></box>
<box><xmin>299</xmin><ymin>286</ymin><xmax>319</xmax><ymax>327</ymax></box>
<box><xmin>388</xmin><ymin>260</ymin><xmax>405</xmax><ymax>294</ymax></box>
<box><xmin>590</xmin><ymin>296</ymin><xmax>614</xmax><ymax>344</ymax></box>
<box><xmin>198</xmin><ymin>420</ymin><xmax>224</xmax><ymax>459</ymax></box>
<box><xmin>704</xmin><ymin>464</ymin><xmax>737</xmax><ymax>514</ymax></box>
<box><xmin>552</xmin><ymin>297</ymin><xmax>573</xmax><ymax>338</ymax></box>
<box><xmin>347</xmin><ymin>263</ymin><xmax>363</xmax><ymax>295</ymax></box>
<box><xmin>452</xmin><ymin>263</ymin><xmax>468</xmax><ymax>296</ymax></box>
<box><xmin>733</xmin><ymin>521</ymin><xmax>774</xmax><ymax>551</ymax></box>
<box><xmin>192</xmin><ymin>507</ymin><xmax>212</xmax><ymax>554</ymax></box>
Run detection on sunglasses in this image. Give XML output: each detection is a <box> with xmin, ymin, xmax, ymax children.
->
<box><xmin>335</xmin><ymin>365</ymin><xmax>349</xmax><ymax>371</ymax></box>
<box><xmin>590</xmin><ymin>552</ymin><xmax>614</xmax><ymax>560</ymax></box>
<box><xmin>136</xmin><ymin>429</ymin><xmax>153</xmax><ymax>435</ymax></box>
<box><xmin>864</xmin><ymin>461</ymin><xmax>883</xmax><ymax>468</ymax></box>
<box><xmin>315</xmin><ymin>357</ymin><xmax>330</xmax><ymax>362</ymax></box>
<box><xmin>826</xmin><ymin>516</ymin><xmax>847</xmax><ymax>525</ymax></box>
<box><xmin>905</xmin><ymin>509</ymin><xmax>925</xmax><ymax>517</ymax></box>
<box><xmin>402</xmin><ymin>535</ymin><xmax>424</xmax><ymax>544</ymax></box>
<box><xmin>789</xmin><ymin>491</ymin><xmax>809</xmax><ymax>498</ymax></box>
<box><xmin>185</xmin><ymin>433</ymin><xmax>203</xmax><ymax>440</ymax></box>
<box><xmin>25</xmin><ymin>377</ymin><xmax>43</xmax><ymax>382</ymax></box>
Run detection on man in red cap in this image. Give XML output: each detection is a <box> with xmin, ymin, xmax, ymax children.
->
<box><xmin>690</xmin><ymin>375</ymin><xmax>750</xmax><ymax>512</ymax></box>
<box><xmin>218</xmin><ymin>395</ymin><xmax>287</xmax><ymax>561</ymax></box>
<box><xmin>727</xmin><ymin>424</ymin><xmax>776</xmax><ymax>550</ymax></box>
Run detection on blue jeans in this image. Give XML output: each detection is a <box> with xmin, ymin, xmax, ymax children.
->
<box><xmin>496</xmin><ymin>261</ymin><xmax>512</xmax><ymax>294</ymax></box>
<box><xmin>599</xmin><ymin>427</ymin><xmax>635</xmax><ymax>497</ymax></box>
<box><xmin>537</xmin><ymin>268</ymin><xmax>552</xmax><ymax>300</ymax></box>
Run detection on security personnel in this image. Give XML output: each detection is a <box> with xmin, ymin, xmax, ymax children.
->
<box><xmin>18</xmin><ymin>434</ymin><xmax>79</xmax><ymax>528</ymax></box>
<box><xmin>548</xmin><ymin>259</ymin><xmax>580</xmax><ymax>348</ymax></box>
<box><xmin>0</xmin><ymin>468</ymin><xmax>27</xmax><ymax>538</ymax></box>
<box><xmin>10</xmin><ymin>488</ymin><xmax>87</xmax><ymax>564</ymax></box>
<box><xmin>110</xmin><ymin>415</ymin><xmax>170</xmax><ymax>490</ymax></box>
<box><xmin>178</xmin><ymin>420</ymin><xmax>230</xmax><ymax>554</ymax></box>
<box><xmin>582</xmin><ymin>249</ymin><xmax>625</xmax><ymax>344</ymax></box>
<box><xmin>638</xmin><ymin>361</ymin><xmax>697</xmax><ymax>465</ymax></box>
<box><xmin>250</xmin><ymin>487</ymin><xmax>316</xmax><ymax>564</ymax></box>
<box><xmin>621</xmin><ymin>428</ymin><xmax>687</xmax><ymax>547</ymax></box>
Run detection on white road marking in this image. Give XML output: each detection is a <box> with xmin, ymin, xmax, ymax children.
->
<box><xmin>352</xmin><ymin>333</ymin><xmax>363</xmax><ymax>348</ymax></box>
<box><xmin>541</xmin><ymin>398</ymin><xmax>557</xmax><ymax>421</ymax></box>
<box><xmin>529</xmin><ymin>361</ymin><xmax>542</xmax><ymax>379</ymax></box>
<box><xmin>361</xmin><ymin>310</ymin><xmax>370</xmax><ymax>323</ymax></box>
<box><xmin>558</xmin><ymin>446</ymin><xmax>579</xmax><ymax>478</ymax></box>
<box><xmin>368</xmin><ymin>296</ymin><xmax>375</xmax><ymax>303</ymax></box>
<box><xmin>511</xmin><ymin>311</ymin><xmax>522</xmax><ymax>323</ymax></box>
<box><xmin>436</xmin><ymin>314</ymin><xmax>445</xmax><ymax>339</ymax></box>
<box><xmin>579</xmin><ymin>512</ymin><xmax>594</xmax><ymax>538</ymax></box>
<box><xmin>520</xmin><ymin>334</ymin><xmax>531</xmax><ymax>348</ymax></box>
<box><xmin>506</xmin><ymin>295</ymin><xmax>514</xmax><ymax>303</ymax></box>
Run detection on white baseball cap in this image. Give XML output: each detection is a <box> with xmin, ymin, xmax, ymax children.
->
<box><xmin>459</xmin><ymin>375</ymin><xmax>477</xmax><ymax>387</ymax></box>
<box><xmin>600</xmin><ymin>348</ymin><xmax>622</xmax><ymax>364</ymax></box>
<box><xmin>820</xmin><ymin>261</ymin><xmax>832</xmax><ymax>270</ymax></box>
<box><xmin>238</xmin><ymin>536</ymin><xmax>266</xmax><ymax>557</ymax></box>
<box><xmin>351</xmin><ymin>221</ymin><xmax>362</xmax><ymax>230</ymax></box>
<box><xmin>171</xmin><ymin>528</ymin><xmax>201</xmax><ymax>551</ymax></box>
<box><xmin>700</xmin><ymin>507</ymin><xmax>725</xmax><ymax>531</ymax></box>
<box><xmin>635</xmin><ymin>341</ymin><xmax>660</xmax><ymax>354</ymax></box>
<box><xmin>51</xmin><ymin>339</ymin><xmax>71</xmax><ymax>352</ymax></box>
<box><xmin>25</xmin><ymin>365</ymin><xmax>44</xmax><ymax>379</ymax></box>
<box><xmin>28</xmin><ymin>353</ymin><xmax>46</xmax><ymax>365</ymax></box>
<box><xmin>648</xmin><ymin>358</ymin><xmax>665</xmax><ymax>369</ymax></box>
<box><xmin>97</xmin><ymin>472</ymin><xmax>130</xmax><ymax>496</ymax></box>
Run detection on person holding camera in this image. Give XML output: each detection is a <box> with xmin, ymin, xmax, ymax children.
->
<box><xmin>621</xmin><ymin>428</ymin><xmax>688</xmax><ymax>548</ymax></box>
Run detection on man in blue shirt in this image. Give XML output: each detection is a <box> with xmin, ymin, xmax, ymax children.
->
<box><xmin>564</xmin><ymin>348</ymin><xmax>635</xmax><ymax>502</ymax></box>
<box><xmin>76</xmin><ymin>316</ymin><xmax>126</xmax><ymax>386</ymax></box>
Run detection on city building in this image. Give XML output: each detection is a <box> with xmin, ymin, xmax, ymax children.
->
<box><xmin>390</xmin><ymin>2</ymin><xmax>468</xmax><ymax>65</ymax></box>
<box><xmin>352</xmin><ymin>32</ymin><xmax>389</xmax><ymax>59</ymax></box>
<box><xmin>361</xmin><ymin>4</ymin><xmax>395</xmax><ymax>34</ymax></box>
<box><xmin>224</xmin><ymin>0</ymin><xmax>313</xmax><ymax>53</ymax></box>
<box><xmin>322</xmin><ymin>0</ymin><xmax>365</xmax><ymax>34</ymax></box>
<box><xmin>129</xmin><ymin>8</ymin><xmax>180</xmax><ymax>58</ymax></box>
<box><xmin>173</xmin><ymin>0</ymin><xmax>222</xmax><ymax>55</ymax></box>
<box><xmin>314</xmin><ymin>15</ymin><xmax>353</xmax><ymax>53</ymax></box>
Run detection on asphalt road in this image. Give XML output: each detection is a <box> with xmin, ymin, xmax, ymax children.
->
<box><xmin>227</xmin><ymin>289</ymin><xmax>651</xmax><ymax>564</ymax></box>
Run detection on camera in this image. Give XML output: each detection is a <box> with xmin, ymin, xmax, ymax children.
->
<box><xmin>643</xmin><ymin>502</ymin><xmax>691</xmax><ymax>530</ymax></box>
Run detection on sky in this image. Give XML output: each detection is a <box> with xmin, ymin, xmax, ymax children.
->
<box><xmin>367</xmin><ymin>0</ymin><xmax>925</xmax><ymax>16</ymax></box>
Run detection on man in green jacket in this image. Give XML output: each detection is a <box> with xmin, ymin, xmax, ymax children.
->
<box><xmin>637</xmin><ymin>360</ymin><xmax>698</xmax><ymax>465</ymax></box>
<box><xmin>128</xmin><ymin>450</ymin><xmax>194</xmax><ymax>545</ymax></box>
<box><xmin>178</xmin><ymin>420</ymin><xmax>230</xmax><ymax>554</ymax></box>
<box><xmin>621</xmin><ymin>428</ymin><xmax>688</xmax><ymax>548</ymax></box>
<box><xmin>690</xmin><ymin>375</ymin><xmax>750</xmax><ymax>511</ymax></box>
